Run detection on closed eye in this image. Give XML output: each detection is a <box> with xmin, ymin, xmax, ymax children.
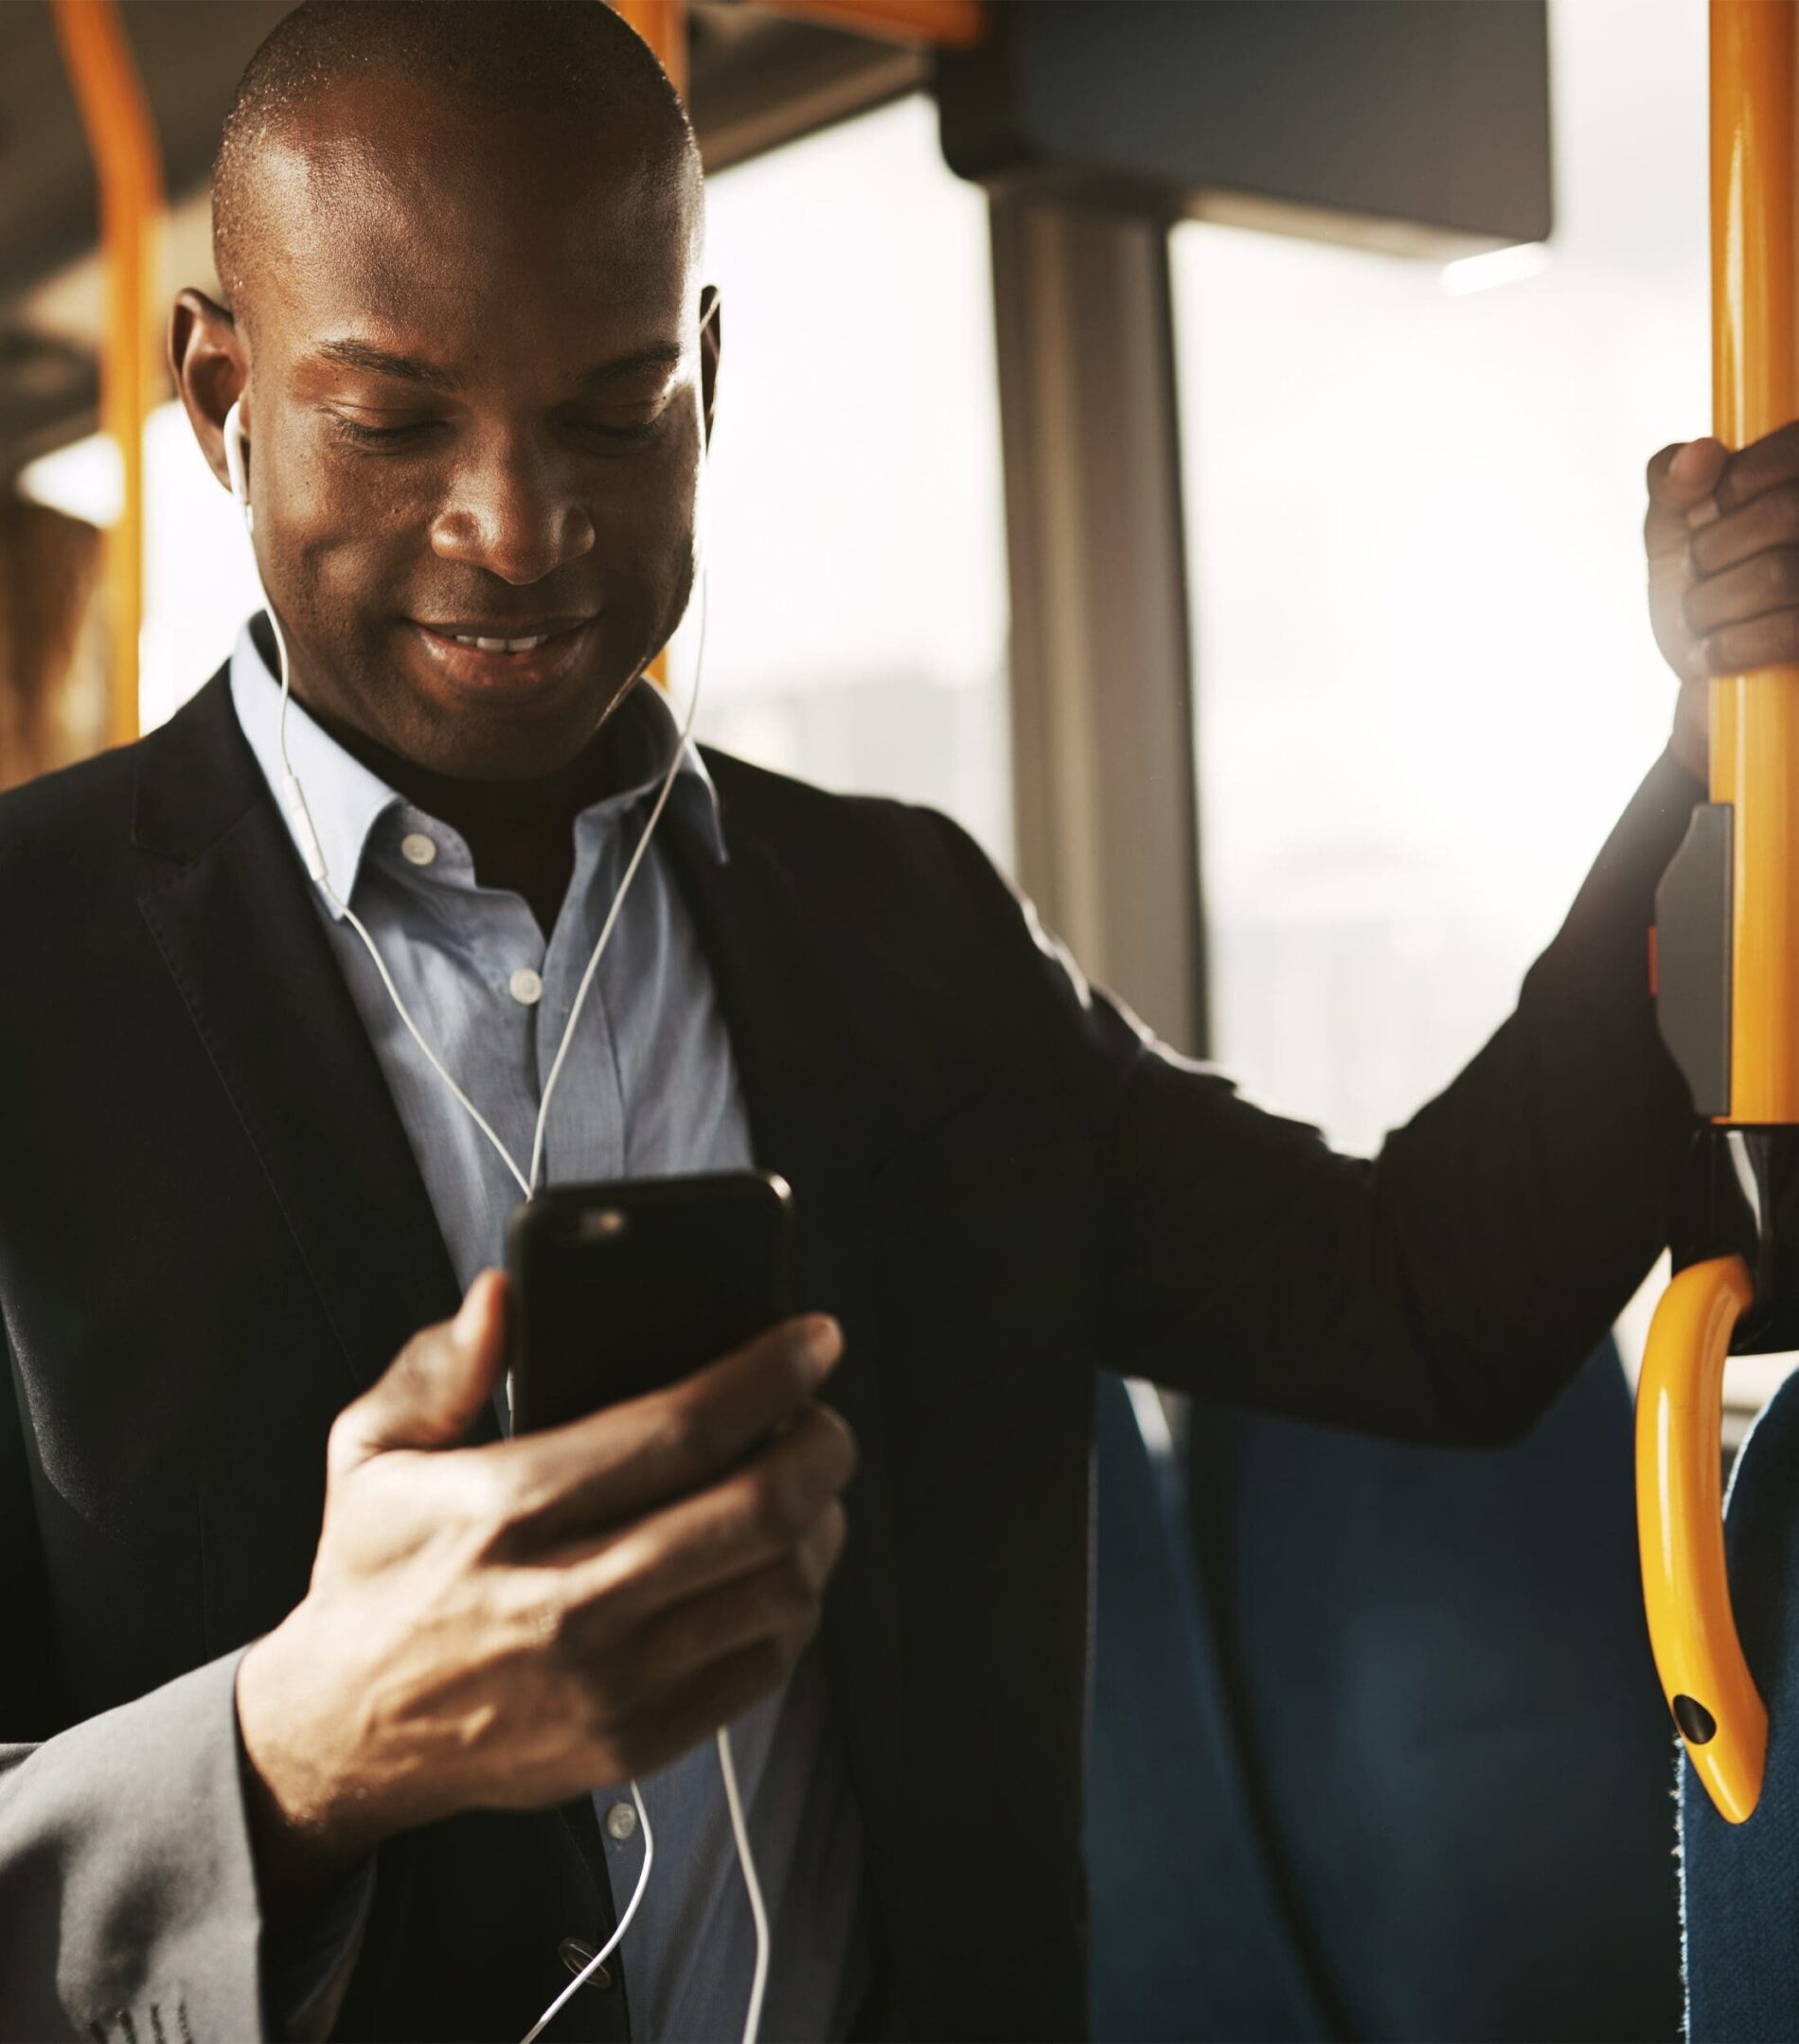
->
<box><xmin>330</xmin><ymin>416</ymin><xmax>439</xmax><ymax>450</ymax></box>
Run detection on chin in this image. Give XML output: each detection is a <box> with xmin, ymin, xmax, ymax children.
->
<box><xmin>411</xmin><ymin>694</ymin><xmax>609</xmax><ymax>783</ymax></box>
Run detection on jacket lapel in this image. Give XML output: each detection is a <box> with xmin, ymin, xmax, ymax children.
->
<box><xmin>663</xmin><ymin>787</ymin><xmax>907</xmax><ymax>1879</ymax></box>
<box><xmin>133</xmin><ymin>670</ymin><xmax>470</xmax><ymax>1415</ymax></box>
<box><xmin>131</xmin><ymin>674</ymin><xmax>623</xmax><ymax>1927</ymax></box>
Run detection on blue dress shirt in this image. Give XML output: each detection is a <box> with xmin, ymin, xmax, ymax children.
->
<box><xmin>229</xmin><ymin>620</ymin><xmax>869</xmax><ymax>2042</ymax></box>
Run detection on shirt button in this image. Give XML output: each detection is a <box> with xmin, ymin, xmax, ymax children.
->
<box><xmin>558</xmin><ymin>1937</ymin><xmax>612</xmax><ymax>1988</ymax></box>
<box><xmin>509</xmin><ymin>968</ymin><xmax>543</xmax><ymax>1006</ymax></box>
<box><xmin>400</xmin><ymin>832</ymin><xmax>437</xmax><ymax>867</ymax></box>
<box><xmin>604</xmin><ymin>1800</ymin><xmax>637</xmax><ymax>1841</ymax></box>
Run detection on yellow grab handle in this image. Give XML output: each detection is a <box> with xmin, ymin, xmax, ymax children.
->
<box><xmin>1636</xmin><ymin>1253</ymin><xmax>1766</xmax><ymax>1823</ymax></box>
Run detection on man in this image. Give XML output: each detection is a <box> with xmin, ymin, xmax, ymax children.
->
<box><xmin>0</xmin><ymin>2</ymin><xmax>1780</xmax><ymax>2038</ymax></box>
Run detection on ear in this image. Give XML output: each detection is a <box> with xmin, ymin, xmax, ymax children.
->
<box><xmin>698</xmin><ymin>284</ymin><xmax>721</xmax><ymax>452</ymax></box>
<box><xmin>169</xmin><ymin>288</ymin><xmax>247</xmax><ymax>494</ymax></box>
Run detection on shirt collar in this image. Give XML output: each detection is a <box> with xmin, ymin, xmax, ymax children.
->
<box><xmin>227</xmin><ymin>615</ymin><xmax>726</xmax><ymax>919</ymax></box>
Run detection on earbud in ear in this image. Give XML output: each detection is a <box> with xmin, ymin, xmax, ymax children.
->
<box><xmin>222</xmin><ymin>399</ymin><xmax>254</xmax><ymax>535</ymax></box>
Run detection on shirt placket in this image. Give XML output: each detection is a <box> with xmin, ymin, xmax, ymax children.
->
<box><xmin>533</xmin><ymin>819</ymin><xmax>627</xmax><ymax>1192</ymax></box>
<box><xmin>388</xmin><ymin>809</ymin><xmax>547</xmax><ymax>1207</ymax></box>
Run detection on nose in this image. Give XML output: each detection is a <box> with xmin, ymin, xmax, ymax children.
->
<box><xmin>428</xmin><ymin>425</ymin><xmax>596</xmax><ymax>584</ymax></box>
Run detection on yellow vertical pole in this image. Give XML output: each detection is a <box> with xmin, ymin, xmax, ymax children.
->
<box><xmin>51</xmin><ymin>0</ymin><xmax>165</xmax><ymax>750</ymax></box>
<box><xmin>1711</xmin><ymin>0</ymin><xmax>1799</xmax><ymax>1122</ymax></box>
<box><xmin>610</xmin><ymin>0</ymin><xmax>687</xmax><ymax>690</ymax></box>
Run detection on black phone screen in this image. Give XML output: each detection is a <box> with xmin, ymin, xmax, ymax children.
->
<box><xmin>504</xmin><ymin>1170</ymin><xmax>794</xmax><ymax>1435</ymax></box>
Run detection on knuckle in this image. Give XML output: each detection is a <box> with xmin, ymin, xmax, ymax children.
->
<box><xmin>325</xmin><ymin>1403</ymin><xmax>365</xmax><ymax>1471</ymax></box>
<box><xmin>747</xmin><ymin>1466</ymin><xmax>803</xmax><ymax>1542</ymax></box>
<box><xmin>817</xmin><ymin>1406</ymin><xmax>859</xmax><ymax>1486</ymax></box>
<box><xmin>656</xmin><ymin>1394</ymin><xmax>721</xmax><ymax>1477</ymax></box>
<box><xmin>818</xmin><ymin>1499</ymin><xmax>849</xmax><ymax>1574</ymax></box>
<box><xmin>504</xmin><ymin>1577</ymin><xmax>569</xmax><ymax>1657</ymax></box>
<box><xmin>1702</xmin><ymin>627</ymin><xmax>1744</xmax><ymax>675</ymax></box>
<box><xmin>775</xmin><ymin>1600</ymin><xmax>820</xmax><ymax>1664</ymax></box>
<box><xmin>390</xmin><ymin>1324</ymin><xmax>443</xmax><ymax>1390</ymax></box>
<box><xmin>1648</xmin><ymin>442</ymin><xmax>1683</xmax><ymax>491</ymax></box>
<box><xmin>456</xmin><ymin>1457</ymin><xmax>524</xmax><ymax>1542</ymax></box>
<box><xmin>769</xmin><ymin>1554</ymin><xmax>820</xmax><ymax>1624</ymax></box>
<box><xmin>578</xmin><ymin>1656</ymin><xmax>638</xmax><ymax>1739</ymax></box>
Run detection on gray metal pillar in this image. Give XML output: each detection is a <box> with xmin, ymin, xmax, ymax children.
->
<box><xmin>989</xmin><ymin>193</ymin><xmax>1207</xmax><ymax>1058</ymax></box>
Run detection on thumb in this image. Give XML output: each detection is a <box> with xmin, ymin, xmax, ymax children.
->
<box><xmin>331</xmin><ymin>1269</ymin><xmax>508</xmax><ymax>1472</ymax></box>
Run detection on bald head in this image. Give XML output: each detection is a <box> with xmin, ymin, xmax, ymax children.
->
<box><xmin>173</xmin><ymin>0</ymin><xmax>720</xmax><ymax>788</ymax></box>
<box><xmin>212</xmin><ymin>0</ymin><xmax>702</xmax><ymax>319</ymax></box>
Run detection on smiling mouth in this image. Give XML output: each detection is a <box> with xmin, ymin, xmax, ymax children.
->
<box><xmin>454</xmin><ymin>631</ymin><xmax>555</xmax><ymax>652</ymax></box>
<box><xmin>406</xmin><ymin>615</ymin><xmax>600</xmax><ymax>692</ymax></box>
<box><xmin>415</xmin><ymin>616</ymin><xmax>594</xmax><ymax>650</ymax></box>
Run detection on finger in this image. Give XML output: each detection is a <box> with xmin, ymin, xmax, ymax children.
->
<box><xmin>550</xmin><ymin>1403</ymin><xmax>858</xmax><ymax>1626</ymax></box>
<box><xmin>615</xmin><ymin>1502</ymin><xmax>847</xmax><ymax>1704</ymax></box>
<box><xmin>1690</xmin><ymin>479</ymin><xmax>1799</xmax><ymax>577</ymax></box>
<box><xmin>1714</xmin><ymin>420</ymin><xmax>1799</xmax><ymax>513</ymax></box>
<box><xmin>1701</xmin><ymin>610</ymin><xmax>1799</xmax><ymax>678</ymax></box>
<box><xmin>331</xmin><ymin>1271</ymin><xmax>508</xmax><ymax>1474</ymax></box>
<box><xmin>486</xmin><ymin>1314</ymin><xmax>845</xmax><ymax>1542</ymax></box>
<box><xmin>1683</xmin><ymin>546</ymin><xmax>1799</xmax><ymax>638</ymax></box>
<box><xmin>604</xmin><ymin>1638</ymin><xmax>809</xmax><ymax>1783</ymax></box>
<box><xmin>1648</xmin><ymin>436</ymin><xmax>1728</xmax><ymax>513</ymax></box>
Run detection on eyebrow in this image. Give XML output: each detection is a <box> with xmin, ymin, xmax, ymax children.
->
<box><xmin>314</xmin><ymin>338</ymin><xmax>462</xmax><ymax>393</ymax></box>
<box><xmin>312</xmin><ymin>338</ymin><xmax>685</xmax><ymax>397</ymax></box>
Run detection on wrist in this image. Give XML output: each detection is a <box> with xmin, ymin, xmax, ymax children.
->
<box><xmin>235</xmin><ymin>1621</ymin><xmax>382</xmax><ymax>1915</ymax></box>
<box><xmin>1671</xmin><ymin>682</ymin><xmax>1710</xmax><ymax>787</ymax></box>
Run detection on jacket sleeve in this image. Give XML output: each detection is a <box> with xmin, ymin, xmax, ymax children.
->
<box><xmin>930</xmin><ymin>745</ymin><xmax>1703</xmax><ymax>1446</ymax></box>
<box><xmin>0</xmin><ymin>1333</ymin><xmax>371</xmax><ymax>2043</ymax></box>
<box><xmin>0</xmin><ymin>1644</ymin><xmax>267</xmax><ymax>2042</ymax></box>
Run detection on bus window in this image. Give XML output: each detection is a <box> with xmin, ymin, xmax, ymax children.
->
<box><xmin>1173</xmin><ymin>0</ymin><xmax>1705</xmax><ymax>1162</ymax></box>
<box><xmin>700</xmin><ymin>94</ymin><xmax>1011</xmax><ymax>866</ymax></box>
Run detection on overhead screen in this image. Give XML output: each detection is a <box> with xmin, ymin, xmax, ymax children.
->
<box><xmin>936</xmin><ymin>0</ymin><xmax>1552</xmax><ymax>257</ymax></box>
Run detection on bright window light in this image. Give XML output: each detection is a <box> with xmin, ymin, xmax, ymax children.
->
<box><xmin>17</xmin><ymin>431</ymin><xmax>122</xmax><ymax>527</ymax></box>
<box><xmin>1440</xmin><ymin>241</ymin><xmax>1552</xmax><ymax>296</ymax></box>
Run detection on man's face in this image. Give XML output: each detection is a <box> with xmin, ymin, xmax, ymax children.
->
<box><xmin>186</xmin><ymin>75</ymin><xmax>712</xmax><ymax>782</ymax></box>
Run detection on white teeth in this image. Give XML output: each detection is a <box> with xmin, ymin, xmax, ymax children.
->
<box><xmin>452</xmin><ymin>633</ymin><xmax>552</xmax><ymax>652</ymax></box>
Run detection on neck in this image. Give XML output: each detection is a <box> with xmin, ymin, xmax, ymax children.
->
<box><xmin>300</xmin><ymin>687</ymin><xmax>643</xmax><ymax>937</ymax></box>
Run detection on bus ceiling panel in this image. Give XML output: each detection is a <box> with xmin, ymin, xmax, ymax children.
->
<box><xmin>0</xmin><ymin>0</ymin><xmax>917</xmax><ymax>315</ymax></box>
<box><xmin>936</xmin><ymin>0</ymin><xmax>1552</xmax><ymax>258</ymax></box>
<box><xmin>0</xmin><ymin>2</ymin><xmax>288</xmax><ymax>318</ymax></box>
<box><xmin>688</xmin><ymin>6</ymin><xmax>925</xmax><ymax>171</ymax></box>
<box><xmin>0</xmin><ymin>0</ymin><xmax>921</xmax><ymax>476</ymax></box>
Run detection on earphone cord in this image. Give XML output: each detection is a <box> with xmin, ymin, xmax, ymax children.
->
<box><xmin>268</xmin><ymin>573</ymin><xmax>708</xmax><ymax>1206</ymax></box>
<box><xmin>236</xmin><ymin>470</ymin><xmax>765</xmax><ymax>2037</ymax></box>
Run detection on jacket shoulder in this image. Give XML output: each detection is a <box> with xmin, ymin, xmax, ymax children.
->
<box><xmin>0</xmin><ymin>667</ymin><xmax>242</xmax><ymax>932</ymax></box>
<box><xmin>0</xmin><ymin>741</ymin><xmax>141</xmax><ymax>895</ymax></box>
<box><xmin>701</xmin><ymin>745</ymin><xmax>1006</xmax><ymax>915</ymax></box>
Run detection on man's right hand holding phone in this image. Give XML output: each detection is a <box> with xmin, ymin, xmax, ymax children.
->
<box><xmin>233</xmin><ymin>1271</ymin><xmax>854</xmax><ymax>1916</ymax></box>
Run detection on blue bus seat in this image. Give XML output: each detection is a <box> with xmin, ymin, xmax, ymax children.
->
<box><xmin>1087</xmin><ymin>1346</ymin><xmax>1681</xmax><ymax>2042</ymax></box>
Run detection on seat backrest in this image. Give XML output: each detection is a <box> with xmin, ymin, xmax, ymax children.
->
<box><xmin>1085</xmin><ymin>1345</ymin><xmax>1683</xmax><ymax>2043</ymax></box>
<box><xmin>1087</xmin><ymin>1373</ymin><xmax>1330</xmax><ymax>2041</ymax></box>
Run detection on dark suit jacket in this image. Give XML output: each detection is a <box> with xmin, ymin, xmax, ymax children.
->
<box><xmin>0</xmin><ymin>667</ymin><xmax>1700</xmax><ymax>2042</ymax></box>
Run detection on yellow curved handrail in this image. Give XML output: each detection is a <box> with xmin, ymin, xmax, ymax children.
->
<box><xmin>1637</xmin><ymin>1253</ymin><xmax>1765</xmax><ymax>1823</ymax></box>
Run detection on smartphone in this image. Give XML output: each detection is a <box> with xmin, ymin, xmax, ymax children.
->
<box><xmin>504</xmin><ymin>1170</ymin><xmax>795</xmax><ymax>1434</ymax></box>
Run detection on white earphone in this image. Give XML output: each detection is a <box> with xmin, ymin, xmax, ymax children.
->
<box><xmin>222</xmin><ymin>400</ymin><xmax>769</xmax><ymax>2044</ymax></box>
